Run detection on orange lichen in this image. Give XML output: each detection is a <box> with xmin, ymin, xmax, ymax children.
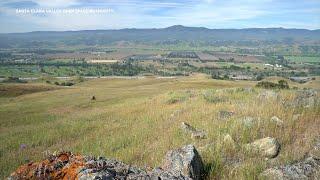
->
<box><xmin>9</xmin><ymin>152</ymin><xmax>86</xmax><ymax>180</ymax></box>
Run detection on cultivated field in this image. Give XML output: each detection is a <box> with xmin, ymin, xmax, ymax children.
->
<box><xmin>0</xmin><ymin>75</ymin><xmax>319</xmax><ymax>179</ymax></box>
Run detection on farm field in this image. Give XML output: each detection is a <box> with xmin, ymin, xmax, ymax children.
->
<box><xmin>285</xmin><ymin>56</ymin><xmax>320</xmax><ymax>63</ymax></box>
<box><xmin>1</xmin><ymin>75</ymin><xmax>319</xmax><ymax>179</ymax></box>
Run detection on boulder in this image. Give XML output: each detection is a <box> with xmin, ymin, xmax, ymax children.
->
<box><xmin>162</xmin><ymin>144</ymin><xmax>204</xmax><ymax>180</ymax></box>
<box><xmin>246</xmin><ymin>137</ymin><xmax>281</xmax><ymax>159</ymax></box>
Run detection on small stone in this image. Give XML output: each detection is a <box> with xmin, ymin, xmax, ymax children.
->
<box><xmin>181</xmin><ymin>122</ymin><xmax>207</xmax><ymax>139</ymax></box>
<box><xmin>181</xmin><ymin>122</ymin><xmax>196</xmax><ymax>133</ymax></box>
<box><xmin>270</xmin><ymin>116</ymin><xmax>284</xmax><ymax>127</ymax></box>
<box><xmin>191</xmin><ymin>131</ymin><xmax>207</xmax><ymax>139</ymax></box>
<box><xmin>219</xmin><ymin>110</ymin><xmax>235</xmax><ymax>119</ymax></box>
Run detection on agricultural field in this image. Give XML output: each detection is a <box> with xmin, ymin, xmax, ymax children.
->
<box><xmin>285</xmin><ymin>56</ymin><xmax>320</xmax><ymax>63</ymax></box>
<box><xmin>1</xmin><ymin>74</ymin><xmax>319</xmax><ymax>179</ymax></box>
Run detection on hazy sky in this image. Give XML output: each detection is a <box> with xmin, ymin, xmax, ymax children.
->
<box><xmin>0</xmin><ymin>0</ymin><xmax>319</xmax><ymax>33</ymax></box>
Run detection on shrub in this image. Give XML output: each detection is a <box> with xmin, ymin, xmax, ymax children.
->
<box><xmin>61</xmin><ymin>82</ymin><xmax>74</xmax><ymax>86</ymax></box>
<box><xmin>256</xmin><ymin>80</ymin><xmax>289</xmax><ymax>89</ymax></box>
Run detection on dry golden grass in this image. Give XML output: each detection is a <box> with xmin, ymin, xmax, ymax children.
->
<box><xmin>0</xmin><ymin>75</ymin><xmax>319</xmax><ymax>179</ymax></box>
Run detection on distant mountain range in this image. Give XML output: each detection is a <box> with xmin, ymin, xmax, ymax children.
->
<box><xmin>1</xmin><ymin>25</ymin><xmax>319</xmax><ymax>48</ymax></box>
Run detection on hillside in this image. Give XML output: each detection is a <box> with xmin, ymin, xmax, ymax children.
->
<box><xmin>1</xmin><ymin>75</ymin><xmax>319</xmax><ymax>179</ymax></box>
<box><xmin>1</xmin><ymin>26</ymin><xmax>320</xmax><ymax>48</ymax></box>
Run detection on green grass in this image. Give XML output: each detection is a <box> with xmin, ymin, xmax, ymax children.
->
<box><xmin>285</xmin><ymin>56</ymin><xmax>320</xmax><ymax>63</ymax></box>
<box><xmin>0</xmin><ymin>75</ymin><xmax>319</xmax><ymax>179</ymax></box>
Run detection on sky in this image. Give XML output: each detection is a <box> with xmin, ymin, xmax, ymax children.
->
<box><xmin>0</xmin><ymin>0</ymin><xmax>319</xmax><ymax>33</ymax></box>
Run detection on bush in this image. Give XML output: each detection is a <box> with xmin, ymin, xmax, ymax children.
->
<box><xmin>60</xmin><ymin>82</ymin><xmax>74</xmax><ymax>86</ymax></box>
<box><xmin>256</xmin><ymin>80</ymin><xmax>289</xmax><ymax>89</ymax></box>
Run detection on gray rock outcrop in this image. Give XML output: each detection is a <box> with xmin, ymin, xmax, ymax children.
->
<box><xmin>260</xmin><ymin>138</ymin><xmax>320</xmax><ymax>179</ymax></box>
<box><xmin>9</xmin><ymin>145</ymin><xmax>204</xmax><ymax>180</ymax></box>
<box><xmin>162</xmin><ymin>144</ymin><xmax>204</xmax><ymax>180</ymax></box>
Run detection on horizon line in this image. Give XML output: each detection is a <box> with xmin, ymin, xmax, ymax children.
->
<box><xmin>1</xmin><ymin>25</ymin><xmax>319</xmax><ymax>34</ymax></box>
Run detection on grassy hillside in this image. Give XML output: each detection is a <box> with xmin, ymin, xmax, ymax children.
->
<box><xmin>0</xmin><ymin>75</ymin><xmax>319</xmax><ymax>179</ymax></box>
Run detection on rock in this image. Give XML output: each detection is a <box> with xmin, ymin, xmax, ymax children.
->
<box><xmin>258</xmin><ymin>90</ymin><xmax>279</xmax><ymax>100</ymax></box>
<box><xmin>191</xmin><ymin>130</ymin><xmax>207</xmax><ymax>139</ymax></box>
<box><xmin>181</xmin><ymin>122</ymin><xmax>207</xmax><ymax>139</ymax></box>
<box><xmin>219</xmin><ymin>110</ymin><xmax>235</xmax><ymax>119</ymax></box>
<box><xmin>246</xmin><ymin>137</ymin><xmax>281</xmax><ymax>159</ymax></box>
<box><xmin>150</xmin><ymin>168</ymin><xmax>193</xmax><ymax>180</ymax></box>
<box><xmin>261</xmin><ymin>157</ymin><xmax>320</xmax><ymax>180</ymax></box>
<box><xmin>294</xmin><ymin>90</ymin><xmax>318</xmax><ymax>108</ymax></box>
<box><xmin>261</xmin><ymin>137</ymin><xmax>320</xmax><ymax>179</ymax></box>
<box><xmin>270</xmin><ymin>116</ymin><xmax>284</xmax><ymax>127</ymax></box>
<box><xmin>181</xmin><ymin>122</ymin><xmax>197</xmax><ymax>133</ymax></box>
<box><xmin>9</xmin><ymin>148</ymin><xmax>199</xmax><ymax>180</ymax></box>
<box><xmin>310</xmin><ymin>138</ymin><xmax>320</xmax><ymax>159</ymax></box>
<box><xmin>162</xmin><ymin>144</ymin><xmax>204</xmax><ymax>180</ymax></box>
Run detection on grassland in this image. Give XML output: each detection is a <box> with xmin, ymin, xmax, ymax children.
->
<box><xmin>0</xmin><ymin>74</ymin><xmax>319</xmax><ymax>179</ymax></box>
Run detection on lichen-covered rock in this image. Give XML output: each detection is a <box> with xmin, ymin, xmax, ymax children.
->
<box><xmin>150</xmin><ymin>167</ymin><xmax>192</xmax><ymax>180</ymax></box>
<box><xmin>260</xmin><ymin>157</ymin><xmax>320</xmax><ymax>180</ymax></box>
<box><xmin>162</xmin><ymin>144</ymin><xmax>204</xmax><ymax>180</ymax></box>
<box><xmin>245</xmin><ymin>137</ymin><xmax>281</xmax><ymax>159</ymax></box>
<box><xmin>8</xmin><ymin>146</ymin><xmax>202</xmax><ymax>180</ymax></box>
